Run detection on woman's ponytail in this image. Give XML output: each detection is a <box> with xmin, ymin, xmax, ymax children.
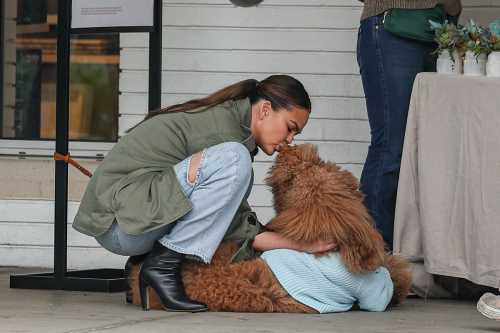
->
<box><xmin>127</xmin><ymin>79</ymin><xmax>258</xmax><ymax>132</ymax></box>
<box><xmin>127</xmin><ymin>75</ymin><xmax>310</xmax><ymax>133</ymax></box>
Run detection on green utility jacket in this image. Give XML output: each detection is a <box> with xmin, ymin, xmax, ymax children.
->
<box><xmin>73</xmin><ymin>98</ymin><xmax>266</xmax><ymax>262</ymax></box>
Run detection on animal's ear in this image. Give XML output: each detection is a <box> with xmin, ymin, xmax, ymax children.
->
<box><xmin>265</xmin><ymin>146</ymin><xmax>299</xmax><ymax>190</ymax></box>
<box><xmin>381</xmin><ymin>252</ymin><xmax>412</xmax><ymax>306</ymax></box>
<box><xmin>265</xmin><ymin>179</ymin><xmax>344</xmax><ymax>243</ymax></box>
<box><xmin>323</xmin><ymin>162</ymin><xmax>365</xmax><ymax>201</ymax></box>
<box><xmin>266</xmin><ymin>207</ymin><xmax>320</xmax><ymax>243</ymax></box>
<box><xmin>340</xmin><ymin>239</ymin><xmax>384</xmax><ymax>273</ymax></box>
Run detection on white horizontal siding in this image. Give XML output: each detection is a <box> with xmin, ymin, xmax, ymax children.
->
<box><xmin>460</xmin><ymin>8</ymin><xmax>500</xmax><ymax>26</ymax></box>
<box><xmin>119</xmin><ymin>72</ymin><xmax>363</xmax><ymax>97</ymax></box>
<box><xmin>160</xmin><ymin>6</ymin><xmax>361</xmax><ymax>29</ymax></box>
<box><xmin>163</xmin><ymin>0</ymin><xmax>363</xmax><ymax>6</ymax></box>
<box><xmin>461</xmin><ymin>0</ymin><xmax>500</xmax><ymax>25</ymax></box>
<box><xmin>0</xmin><ymin>245</ymin><xmax>126</xmax><ymax>270</ymax></box>
<box><xmin>0</xmin><ymin>199</ymin><xmax>125</xmax><ymax>269</ymax></box>
<box><xmin>462</xmin><ymin>0</ymin><xmax>497</xmax><ymax>5</ymax></box>
<box><xmin>120</xmin><ymin>49</ymin><xmax>358</xmax><ymax>75</ymax></box>
<box><xmin>120</xmin><ymin>29</ymin><xmax>358</xmax><ymax>52</ymax></box>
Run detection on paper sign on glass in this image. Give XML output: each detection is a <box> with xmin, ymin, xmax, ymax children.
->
<box><xmin>71</xmin><ymin>0</ymin><xmax>154</xmax><ymax>29</ymax></box>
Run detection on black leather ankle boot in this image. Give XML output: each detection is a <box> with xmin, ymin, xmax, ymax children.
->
<box><xmin>139</xmin><ymin>241</ymin><xmax>207</xmax><ymax>312</ymax></box>
<box><xmin>124</xmin><ymin>252</ymin><xmax>150</xmax><ymax>303</ymax></box>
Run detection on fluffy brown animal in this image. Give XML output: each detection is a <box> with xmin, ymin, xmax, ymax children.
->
<box><xmin>266</xmin><ymin>143</ymin><xmax>385</xmax><ymax>273</ymax></box>
<box><xmin>128</xmin><ymin>143</ymin><xmax>412</xmax><ymax>312</ymax></box>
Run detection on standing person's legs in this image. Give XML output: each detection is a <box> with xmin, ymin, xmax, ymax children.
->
<box><xmin>356</xmin><ymin>14</ymin><xmax>437</xmax><ymax>250</ymax></box>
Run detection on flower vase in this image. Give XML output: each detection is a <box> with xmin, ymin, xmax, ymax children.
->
<box><xmin>436</xmin><ymin>51</ymin><xmax>462</xmax><ymax>75</ymax></box>
<box><xmin>463</xmin><ymin>51</ymin><xmax>487</xmax><ymax>76</ymax></box>
<box><xmin>486</xmin><ymin>52</ymin><xmax>500</xmax><ymax>77</ymax></box>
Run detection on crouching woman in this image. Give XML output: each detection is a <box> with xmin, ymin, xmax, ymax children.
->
<box><xmin>72</xmin><ymin>75</ymin><xmax>337</xmax><ymax>312</ymax></box>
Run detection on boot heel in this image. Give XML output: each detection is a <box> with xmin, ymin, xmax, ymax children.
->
<box><xmin>138</xmin><ymin>241</ymin><xmax>207</xmax><ymax>312</ymax></box>
<box><xmin>139</xmin><ymin>279</ymin><xmax>150</xmax><ymax>311</ymax></box>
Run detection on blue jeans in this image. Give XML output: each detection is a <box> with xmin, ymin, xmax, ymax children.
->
<box><xmin>95</xmin><ymin>142</ymin><xmax>253</xmax><ymax>263</ymax></box>
<box><xmin>356</xmin><ymin>14</ymin><xmax>437</xmax><ymax>250</ymax></box>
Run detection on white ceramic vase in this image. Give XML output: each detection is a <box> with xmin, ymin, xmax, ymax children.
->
<box><xmin>486</xmin><ymin>51</ymin><xmax>500</xmax><ymax>77</ymax></box>
<box><xmin>463</xmin><ymin>51</ymin><xmax>487</xmax><ymax>76</ymax></box>
<box><xmin>436</xmin><ymin>51</ymin><xmax>462</xmax><ymax>75</ymax></box>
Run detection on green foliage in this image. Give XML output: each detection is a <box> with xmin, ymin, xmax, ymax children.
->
<box><xmin>487</xmin><ymin>20</ymin><xmax>500</xmax><ymax>53</ymax></box>
<box><xmin>430</xmin><ymin>19</ymin><xmax>500</xmax><ymax>61</ymax></box>
<box><xmin>462</xmin><ymin>20</ymin><xmax>490</xmax><ymax>57</ymax></box>
<box><xmin>429</xmin><ymin>19</ymin><xmax>465</xmax><ymax>63</ymax></box>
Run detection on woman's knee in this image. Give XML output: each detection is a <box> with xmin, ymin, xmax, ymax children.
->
<box><xmin>220</xmin><ymin>142</ymin><xmax>252</xmax><ymax>177</ymax></box>
<box><xmin>205</xmin><ymin>142</ymin><xmax>252</xmax><ymax>182</ymax></box>
<box><xmin>189</xmin><ymin>143</ymin><xmax>251</xmax><ymax>182</ymax></box>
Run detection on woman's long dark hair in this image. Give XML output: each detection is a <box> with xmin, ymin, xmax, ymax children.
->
<box><xmin>127</xmin><ymin>75</ymin><xmax>311</xmax><ymax>132</ymax></box>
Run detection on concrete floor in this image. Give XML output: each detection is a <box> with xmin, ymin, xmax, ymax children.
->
<box><xmin>1</xmin><ymin>267</ymin><xmax>499</xmax><ymax>333</ymax></box>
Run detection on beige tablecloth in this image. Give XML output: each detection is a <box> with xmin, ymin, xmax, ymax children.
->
<box><xmin>394</xmin><ymin>73</ymin><xmax>500</xmax><ymax>298</ymax></box>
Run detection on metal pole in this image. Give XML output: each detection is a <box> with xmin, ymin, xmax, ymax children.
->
<box><xmin>148</xmin><ymin>0</ymin><xmax>162</xmax><ymax>112</ymax></box>
<box><xmin>54</xmin><ymin>0</ymin><xmax>71</xmax><ymax>279</ymax></box>
<box><xmin>11</xmin><ymin>0</ymin><xmax>157</xmax><ymax>293</ymax></box>
<box><xmin>0</xmin><ymin>0</ymin><xmax>5</xmax><ymax>136</ymax></box>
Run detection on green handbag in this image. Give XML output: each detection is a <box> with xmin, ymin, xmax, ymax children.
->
<box><xmin>383</xmin><ymin>7</ymin><xmax>459</xmax><ymax>43</ymax></box>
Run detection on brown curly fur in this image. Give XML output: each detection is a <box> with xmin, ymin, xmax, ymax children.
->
<box><xmin>381</xmin><ymin>252</ymin><xmax>413</xmax><ymax>306</ymax></box>
<box><xmin>265</xmin><ymin>143</ymin><xmax>385</xmax><ymax>273</ymax></box>
<box><xmin>128</xmin><ymin>143</ymin><xmax>413</xmax><ymax>312</ymax></box>
<box><xmin>129</xmin><ymin>242</ymin><xmax>317</xmax><ymax>313</ymax></box>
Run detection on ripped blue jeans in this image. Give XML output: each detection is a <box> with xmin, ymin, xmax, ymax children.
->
<box><xmin>95</xmin><ymin>142</ymin><xmax>253</xmax><ymax>263</ymax></box>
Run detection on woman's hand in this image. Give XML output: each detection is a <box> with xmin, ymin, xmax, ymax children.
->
<box><xmin>296</xmin><ymin>237</ymin><xmax>338</xmax><ymax>254</ymax></box>
<box><xmin>253</xmin><ymin>231</ymin><xmax>338</xmax><ymax>254</ymax></box>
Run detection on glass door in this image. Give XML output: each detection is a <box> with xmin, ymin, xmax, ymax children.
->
<box><xmin>1</xmin><ymin>0</ymin><xmax>120</xmax><ymax>142</ymax></box>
